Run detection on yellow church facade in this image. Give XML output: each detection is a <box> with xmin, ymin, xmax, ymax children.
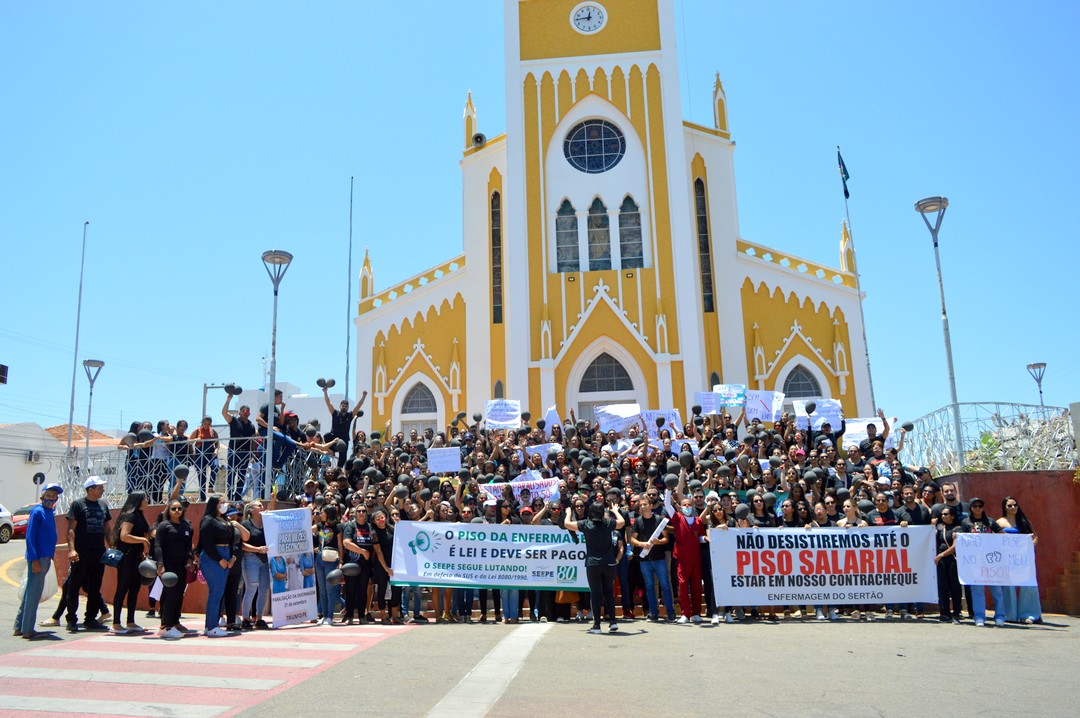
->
<box><xmin>354</xmin><ymin>0</ymin><xmax>871</xmax><ymax>436</ymax></box>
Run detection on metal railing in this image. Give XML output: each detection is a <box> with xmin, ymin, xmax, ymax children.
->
<box><xmin>53</xmin><ymin>435</ymin><xmax>335</xmax><ymax>511</ymax></box>
<box><xmin>905</xmin><ymin>402</ymin><xmax>1075</xmax><ymax>476</ymax></box>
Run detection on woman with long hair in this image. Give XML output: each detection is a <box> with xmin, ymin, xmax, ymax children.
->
<box><xmin>370</xmin><ymin>509</ymin><xmax>402</xmax><ymax>624</ymax></box>
<box><xmin>240</xmin><ymin>500</ymin><xmax>271</xmax><ymax>630</ymax></box>
<box><xmin>997</xmin><ymin>496</ymin><xmax>1041</xmax><ymax>624</ymax></box>
<box><xmin>313</xmin><ymin>505</ymin><xmax>344</xmax><ymax>625</ymax></box>
<box><xmin>110</xmin><ymin>491</ymin><xmax>151</xmax><ymax>634</ymax></box>
<box><xmin>934</xmin><ymin>506</ymin><xmax>963</xmax><ymax>624</ymax></box>
<box><xmin>154</xmin><ymin>499</ymin><xmax>194</xmax><ymax>639</ymax></box>
<box><xmin>198</xmin><ymin>495</ymin><xmax>235</xmax><ymax>637</ymax></box>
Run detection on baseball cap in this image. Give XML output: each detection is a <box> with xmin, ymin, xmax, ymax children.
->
<box><xmin>84</xmin><ymin>476</ymin><xmax>107</xmax><ymax>489</ymax></box>
<box><xmin>41</xmin><ymin>482</ymin><xmax>64</xmax><ymax>495</ymax></box>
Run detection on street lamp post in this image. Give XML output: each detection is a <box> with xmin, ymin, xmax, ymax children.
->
<box><xmin>1026</xmin><ymin>362</ymin><xmax>1047</xmax><ymax>414</ymax></box>
<box><xmin>82</xmin><ymin>359</ymin><xmax>104</xmax><ymax>474</ymax></box>
<box><xmin>261</xmin><ymin>250</ymin><xmax>293</xmax><ymax>501</ymax></box>
<box><xmin>915</xmin><ymin>196</ymin><xmax>964</xmax><ymax>471</ymax></box>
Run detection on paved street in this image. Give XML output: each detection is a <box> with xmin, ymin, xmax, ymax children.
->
<box><xmin>1</xmin><ymin>540</ymin><xmax>1077</xmax><ymax>717</ymax></box>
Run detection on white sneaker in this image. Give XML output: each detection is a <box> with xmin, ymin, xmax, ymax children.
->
<box><xmin>900</xmin><ymin>610</ymin><xmax>910</xmax><ymax>620</ymax></box>
<box><xmin>885</xmin><ymin>610</ymin><xmax>894</xmax><ymax>619</ymax></box>
<box><xmin>724</xmin><ymin>612</ymin><xmax>735</xmax><ymax>624</ymax></box>
<box><xmin>792</xmin><ymin>609</ymin><xmax>803</xmax><ymax>619</ymax></box>
<box><xmin>710</xmin><ymin>614</ymin><xmax>720</xmax><ymax>625</ymax></box>
<box><xmin>108</xmin><ymin>626</ymin><xmax>128</xmax><ymax>635</ymax></box>
<box><xmin>829</xmin><ymin>609</ymin><xmax>839</xmax><ymax>621</ymax></box>
<box><xmin>218</xmin><ymin>617</ymin><xmax>227</xmax><ymax>627</ymax></box>
<box><xmin>205</xmin><ymin>627</ymin><xmax>228</xmax><ymax>637</ymax></box>
<box><xmin>816</xmin><ymin>609</ymin><xmax>826</xmax><ymax>621</ymax></box>
<box><xmin>162</xmin><ymin>627</ymin><xmax>184</xmax><ymax>640</ymax></box>
<box><xmin>676</xmin><ymin>615</ymin><xmax>689</xmax><ymax>624</ymax></box>
<box><xmin>691</xmin><ymin>615</ymin><xmax>702</xmax><ymax>624</ymax></box>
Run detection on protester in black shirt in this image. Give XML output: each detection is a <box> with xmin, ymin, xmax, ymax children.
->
<box><xmin>323</xmin><ymin>385</ymin><xmax>368</xmax><ymax>467</ymax></box>
<box><xmin>154</xmin><ymin>499</ymin><xmax>194</xmax><ymax>639</ymax></box>
<box><xmin>933</xmin><ymin>507</ymin><xmax>962</xmax><ymax>624</ymax></box>
<box><xmin>110</xmin><ymin>491</ymin><xmax>151</xmax><ymax>635</ymax></box>
<box><xmin>564</xmin><ymin>499</ymin><xmax>625</xmax><ymax>634</ymax></box>
<box><xmin>222</xmin><ymin>395</ymin><xmax>258</xmax><ymax>501</ymax></box>
<box><xmin>63</xmin><ymin>476</ymin><xmax>112</xmax><ymax>631</ymax></box>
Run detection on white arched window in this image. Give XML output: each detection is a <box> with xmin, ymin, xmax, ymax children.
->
<box><xmin>783</xmin><ymin>365</ymin><xmax>822</xmax><ymax>399</ymax></box>
<box><xmin>556</xmin><ymin>200</ymin><xmax>579</xmax><ymax>272</ymax></box>
<box><xmin>579</xmin><ymin>352</ymin><xmax>633</xmax><ymax>393</ymax></box>
<box><xmin>619</xmin><ymin>195</ymin><xmax>643</xmax><ymax>269</ymax></box>
<box><xmin>587</xmin><ymin>197</ymin><xmax>611</xmax><ymax>271</ymax></box>
<box><xmin>399</xmin><ymin>382</ymin><xmax>439</xmax><ymax>437</ymax></box>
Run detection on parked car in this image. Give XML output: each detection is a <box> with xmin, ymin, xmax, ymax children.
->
<box><xmin>10</xmin><ymin>504</ymin><xmax>35</xmax><ymax>540</ymax></box>
<box><xmin>0</xmin><ymin>504</ymin><xmax>13</xmax><ymax>543</ymax></box>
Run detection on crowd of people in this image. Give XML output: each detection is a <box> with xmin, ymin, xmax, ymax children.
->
<box><xmin>14</xmin><ymin>390</ymin><xmax>1044</xmax><ymax>640</ymax></box>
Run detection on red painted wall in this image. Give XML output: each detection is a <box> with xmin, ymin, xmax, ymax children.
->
<box><xmin>948</xmin><ymin>470</ymin><xmax>1080</xmax><ymax>614</ymax></box>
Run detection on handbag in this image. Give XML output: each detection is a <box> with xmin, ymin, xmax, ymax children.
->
<box><xmin>100</xmin><ymin>548</ymin><xmax>123</xmax><ymax>568</ymax></box>
<box><xmin>555</xmin><ymin>590</ymin><xmax>579</xmax><ymax>605</ymax></box>
<box><xmin>321</xmin><ymin>549</ymin><xmax>340</xmax><ymax>562</ymax></box>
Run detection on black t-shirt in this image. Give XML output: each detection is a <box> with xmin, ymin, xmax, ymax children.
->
<box><xmin>154</xmin><ymin>519</ymin><xmax>193</xmax><ymax>568</ymax></box>
<box><xmin>632</xmin><ymin>515</ymin><xmax>665</xmax><ymax>562</ymax></box>
<box><xmin>961</xmin><ymin>514</ymin><xmax>1001</xmax><ymax>534</ymax></box>
<box><xmin>67</xmin><ymin>497</ymin><xmax>110</xmax><ymax>552</ymax></box>
<box><xmin>242</xmin><ymin>519</ymin><xmax>267</xmax><ymax>564</ymax></box>
<box><xmin>331</xmin><ymin>410</ymin><xmax>353</xmax><ymax>440</ymax></box>
<box><xmin>580</xmin><ymin>517</ymin><xmax>617</xmax><ymax>566</ymax></box>
<box><xmin>867</xmin><ymin>508</ymin><xmax>900</xmax><ymax>526</ymax></box>
<box><xmin>342</xmin><ymin>520</ymin><xmax>373</xmax><ymax>563</ymax></box>
<box><xmin>373</xmin><ymin>525</ymin><xmax>394</xmax><ymax>571</ymax></box>
<box><xmin>936</xmin><ymin>523</ymin><xmax>960</xmax><ymax>553</ymax></box>
<box><xmin>229</xmin><ymin>416</ymin><xmax>257</xmax><ymax>452</ymax></box>
<box><xmin>119</xmin><ymin>510</ymin><xmax>149</xmax><ymax>556</ymax></box>
<box><xmin>748</xmin><ymin>512</ymin><xmax>775</xmax><ymax>528</ymax></box>
<box><xmin>898</xmin><ymin>503</ymin><xmax>931</xmax><ymax>526</ymax></box>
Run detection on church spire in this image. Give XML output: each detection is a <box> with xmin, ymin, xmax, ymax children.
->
<box><xmin>839</xmin><ymin>220</ymin><xmax>856</xmax><ymax>273</ymax></box>
<box><xmin>463</xmin><ymin>90</ymin><xmax>477</xmax><ymax>150</ymax></box>
<box><xmin>713</xmin><ymin>72</ymin><xmax>729</xmax><ymax>133</ymax></box>
<box><xmin>360</xmin><ymin>247</ymin><xmax>374</xmax><ymax>301</ymax></box>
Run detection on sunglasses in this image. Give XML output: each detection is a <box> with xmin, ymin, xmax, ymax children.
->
<box><xmin>169</xmin><ymin>507</ymin><xmax>184</xmax><ymax>512</ymax></box>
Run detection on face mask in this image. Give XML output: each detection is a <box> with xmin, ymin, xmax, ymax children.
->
<box><xmin>42</xmin><ymin>498</ymin><xmax>57</xmax><ymax>509</ymax></box>
<box><xmin>219</xmin><ymin>504</ymin><xmax>229</xmax><ymax>515</ymax></box>
<box><xmin>681</xmin><ymin>505</ymin><xmax>694</xmax><ymax>517</ymax></box>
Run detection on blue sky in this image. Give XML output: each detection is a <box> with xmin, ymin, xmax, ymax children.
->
<box><xmin>1</xmin><ymin>0</ymin><xmax>1077</xmax><ymax>434</ymax></box>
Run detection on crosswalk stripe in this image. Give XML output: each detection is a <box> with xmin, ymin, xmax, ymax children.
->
<box><xmin>25</xmin><ymin>648</ymin><xmax>323</xmax><ymax>668</ymax></box>
<box><xmin>0</xmin><ymin>666</ymin><xmax>282</xmax><ymax>690</ymax></box>
<box><xmin>92</xmin><ymin>636</ymin><xmax>359</xmax><ymax>652</ymax></box>
<box><xmin>0</xmin><ymin>694</ymin><xmax>229</xmax><ymax>717</ymax></box>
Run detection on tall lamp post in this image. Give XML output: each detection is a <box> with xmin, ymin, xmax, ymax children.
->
<box><xmin>915</xmin><ymin>196</ymin><xmax>964</xmax><ymax>471</ymax></box>
<box><xmin>1026</xmin><ymin>362</ymin><xmax>1047</xmax><ymax>415</ymax></box>
<box><xmin>82</xmin><ymin>359</ymin><xmax>104</xmax><ymax>474</ymax></box>
<box><xmin>262</xmin><ymin>250</ymin><xmax>293</xmax><ymax>501</ymax></box>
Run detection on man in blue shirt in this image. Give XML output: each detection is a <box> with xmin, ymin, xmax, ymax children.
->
<box><xmin>15</xmin><ymin>483</ymin><xmax>62</xmax><ymax>639</ymax></box>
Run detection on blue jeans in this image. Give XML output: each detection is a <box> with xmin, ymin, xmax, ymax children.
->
<box><xmin>241</xmin><ymin>554</ymin><xmax>271</xmax><ymax>619</ymax></box>
<box><xmin>200</xmin><ymin>549</ymin><xmax>230</xmax><ymax>630</ymax></box>
<box><xmin>500</xmin><ymin>590</ymin><xmax>520</xmax><ymax>620</ymax></box>
<box><xmin>315</xmin><ymin>559</ymin><xmax>341</xmax><ymax>620</ymax></box>
<box><xmin>15</xmin><ymin>557</ymin><xmax>52</xmax><ymax>635</ymax></box>
<box><xmin>228</xmin><ymin>451</ymin><xmax>253</xmax><ymax>501</ymax></box>
<box><xmin>1000</xmin><ymin>585</ymin><xmax>1041</xmax><ymax>622</ymax></box>
<box><xmin>401</xmin><ymin>585</ymin><xmax>423</xmax><ymax>618</ymax></box>
<box><xmin>639</xmin><ymin>559</ymin><xmax>674</xmax><ymax>618</ymax></box>
<box><xmin>970</xmin><ymin>584</ymin><xmax>1005</xmax><ymax>624</ymax></box>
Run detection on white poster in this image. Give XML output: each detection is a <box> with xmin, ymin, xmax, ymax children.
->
<box><xmin>694</xmin><ymin>391</ymin><xmax>719</xmax><ymax>416</ymax></box>
<box><xmin>263</xmin><ymin>508</ymin><xmax>317</xmax><ymax>628</ymax></box>
<box><xmin>485</xmin><ymin>399</ymin><xmax>522</xmax><ymax>430</ymax></box>
<box><xmin>712</xmin><ymin>384</ymin><xmax>747</xmax><ymax>408</ymax></box>
<box><xmin>642</xmin><ymin>409</ymin><xmax>683</xmax><ymax>439</ymax></box>
<box><xmin>479</xmin><ymin>476</ymin><xmax>560</xmax><ymax>503</ymax></box>
<box><xmin>427</xmin><ymin>447</ymin><xmax>463</xmax><ymax>474</ymax></box>
<box><xmin>956</xmin><ymin>533</ymin><xmax>1037</xmax><ymax>587</ymax></box>
<box><xmin>793</xmin><ymin>398</ymin><xmax>845</xmax><ymax>431</ymax></box>
<box><xmin>517</xmin><ymin>442</ymin><xmax>564</xmax><ymax>466</ymax></box>
<box><xmin>744</xmin><ymin>390</ymin><xmax>785</xmax><ymax>423</ymax></box>
<box><xmin>543</xmin><ymin>405</ymin><xmax>561</xmax><ymax>438</ymax></box>
<box><xmin>844</xmin><ymin>418</ymin><xmax>897</xmax><ymax>451</ymax></box>
<box><xmin>709</xmin><ymin>526</ymin><xmax>937</xmax><ymax>606</ymax></box>
<box><xmin>592</xmin><ymin>403</ymin><xmax>641</xmax><ymax>433</ymax></box>
<box><xmin>391</xmin><ymin>520</ymin><xmax>588</xmax><ymax>590</ymax></box>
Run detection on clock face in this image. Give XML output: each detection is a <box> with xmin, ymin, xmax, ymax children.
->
<box><xmin>571</xmin><ymin>3</ymin><xmax>606</xmax><ymax>34</ymax></box>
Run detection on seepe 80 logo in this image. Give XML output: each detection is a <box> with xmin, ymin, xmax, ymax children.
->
<box><xmin>557</xmin><ymin>566</ymin><xmax>577</xmax><ymax>583</ymax></box>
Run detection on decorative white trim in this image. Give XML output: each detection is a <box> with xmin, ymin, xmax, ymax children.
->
<box><xmin>554</xmin><ymin>277</ymin><xmax>652</xmax><ymax>366</ymax></box>
<box><xmin>378</xmin><ymin>339</ymin><xmax>457</xmax><ymax>424</ymax></box>
<box><xmin>564</xmin><ymin>336</ymin><xmax>649</xmax><ymax>417</ymax></box>
<box><xmin>756</xmin><ymin>319</ymin><xmax>839</xmax><ymax>386</ymax></box>
<box><xmin>773</xmin><ymin>354</ymin><xmax>831</xmax><ymax>401</ymax></box>
<box><xmin>391</xmin><ymin>373</ymin><xmax>445</xmax><ymax>436</ymax></box>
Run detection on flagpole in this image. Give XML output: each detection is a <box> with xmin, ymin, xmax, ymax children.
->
<box><xmin>345</xmin><ymin>176</ymin><xmax>354</xmax><ymax>400</ymax></box>
<box><xmin>838</xmin><ymin>147</ymin><xmax>877</xmax><ymax>412</ymax></box>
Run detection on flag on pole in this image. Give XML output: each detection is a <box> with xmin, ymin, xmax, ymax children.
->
<box><xmin>837</xmin><ymin>149</ymin><xmax>850</xmax><ymax>199</ymax></box>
